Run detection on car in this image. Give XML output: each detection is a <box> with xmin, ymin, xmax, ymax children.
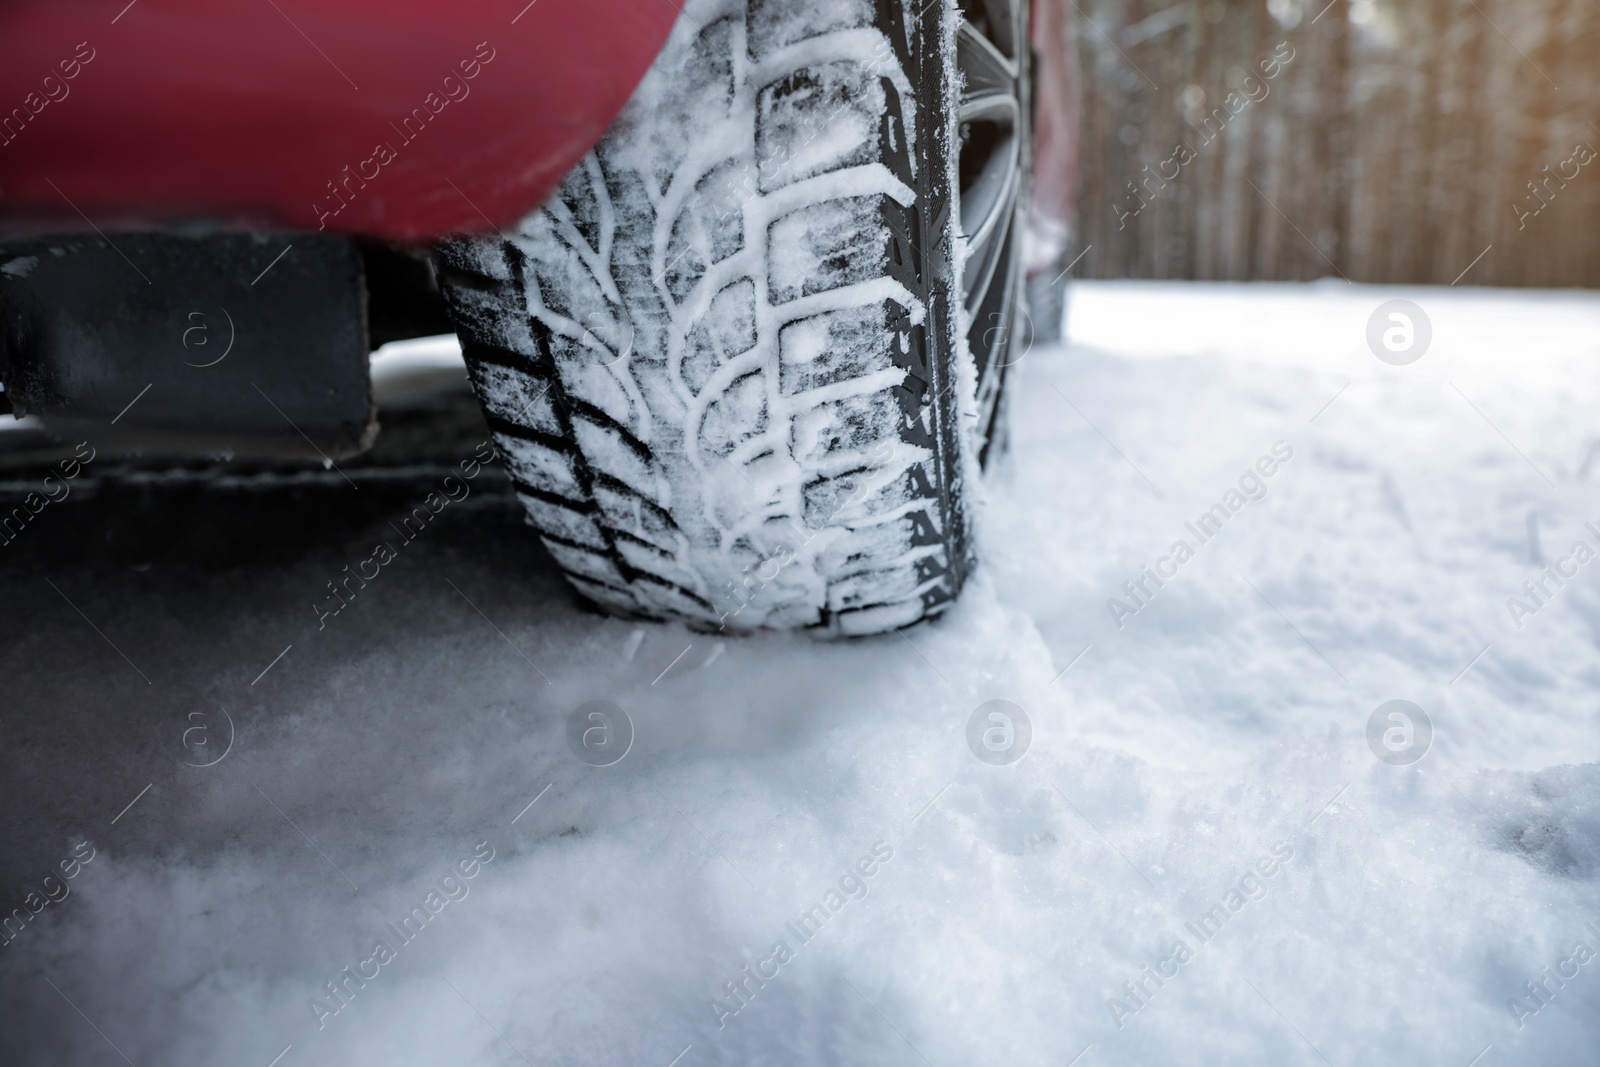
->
<box><xmin>0</xmin><ymin>0</ymin><xmax>1076</xmax><ymax>635</ymax></box>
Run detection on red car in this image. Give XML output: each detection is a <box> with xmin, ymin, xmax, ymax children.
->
<box><xmin>0</xmin><ymin>0</ymin><xmax>1076</xmax><ymax>635</ymax></box>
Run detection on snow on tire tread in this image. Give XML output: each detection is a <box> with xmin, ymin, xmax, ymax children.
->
<box><xmin>439</xmin><ymin>0</ymin><xmax>970</xmax><ymax>634</ymax></box>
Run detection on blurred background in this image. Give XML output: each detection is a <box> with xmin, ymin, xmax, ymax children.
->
<box><xmin>1067</xmin><ymin>0</ymin><xmax>1600</xmax><ymax>286</ymax></box>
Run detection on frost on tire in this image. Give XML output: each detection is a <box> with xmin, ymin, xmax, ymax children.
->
<box><xmin>438</xmin><ymin>0</ymin><xmax>989</xmax><ymax>637</ymax></box>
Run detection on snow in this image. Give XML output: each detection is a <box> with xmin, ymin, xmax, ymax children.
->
<box><xmin>4</xmin><ymin>281</ymin><xmax>1600</xmax><ymax>1065</ymax></box>
<box><xmin>368</xmin><ymin>335</ymin><xmax>478</xmax><ymax>408</ymax></box>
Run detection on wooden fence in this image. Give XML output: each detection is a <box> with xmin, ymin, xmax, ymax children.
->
<box><xmin>1070</xmin><ymin>0</ymin><xmax>1600</xmax><ymax>286</ymax></box>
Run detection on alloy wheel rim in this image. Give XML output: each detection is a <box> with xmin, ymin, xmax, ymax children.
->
<box><xmin>953</xmin><ymin>0</ymin><xmax>1025</xmax><ymax>458</ymax></box>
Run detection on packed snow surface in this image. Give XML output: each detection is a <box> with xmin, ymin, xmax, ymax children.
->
<box><xmin>4</xmin><ymin>281</ymin><xmax>1600</xmax><ymax>1065</ymax></box>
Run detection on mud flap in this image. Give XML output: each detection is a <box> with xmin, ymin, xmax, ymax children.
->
<box><xmin>0</xmin><ymin>233</ymin><xmax>374</xmax><ymax>459</ymax></box>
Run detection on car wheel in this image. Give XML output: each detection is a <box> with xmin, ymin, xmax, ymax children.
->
<box><xmin>437</xmin><ymin>0</ymin><xmax>1030</xmax><ymax>635</ymax></box>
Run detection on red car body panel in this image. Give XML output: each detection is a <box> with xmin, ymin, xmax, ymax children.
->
<box><xmin>0</xmin><ymin>0</ymin><xmax>678</xmax><ymax>241</ymax></box>
<box><xmin>1026</xmin><ymin>0</ymin><xmax>1077</xmax><ymax>272</ymax></box>
<box><xmin>2</xmin><ymin>0</ymin><xmax>1075</xmax><ymax>253</ymax></box>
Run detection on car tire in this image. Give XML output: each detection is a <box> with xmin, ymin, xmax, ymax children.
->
<box><xmin>437</xmin><ymin>0</ymin><xmax>1029</xmax><ymax>635</ymax></box>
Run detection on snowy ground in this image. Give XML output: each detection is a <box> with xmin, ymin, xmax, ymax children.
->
<box><xmin>3</xmin><ymin>281</ymin><xmax>1599</xmax><ymax>1066</ymax></box>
